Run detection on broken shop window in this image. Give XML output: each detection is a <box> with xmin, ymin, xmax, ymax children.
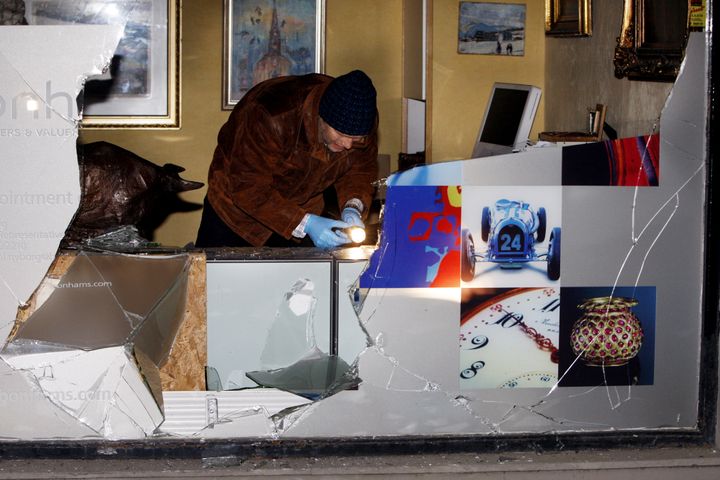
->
<box><xmin>1</xmin><ymin>252</ymin><xmax>193</xmax><ymax>438</ymax></box>
<box><xmin>0</xmin><ymin>18</ymin><xmax>125</xmax><ymax>439</ymax></box>
<box><xmin>0</xmin><ymin>11</ymin><xmax>712</xmax><ymax>446</ymax></box>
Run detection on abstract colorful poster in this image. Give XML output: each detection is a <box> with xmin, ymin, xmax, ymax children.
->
<box><xmin>360</xmin><ymin>186</ymin><xmax>461</xmax><ymax>288</ymax></box>
<box><xmin>562</xmin><ymin>134</ymin><xmax>659</xmax><ymax>186</ymax></box>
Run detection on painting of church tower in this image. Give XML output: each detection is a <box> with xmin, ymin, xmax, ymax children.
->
<box><xmin>252</xmin><ymin>0</ymin><xmax>292</xmax><ymax>84</ymax></box>
<box><xmin>227</xmin><ymin>0</ymin><xmax>319</xmax><ymax>105</ymax></box>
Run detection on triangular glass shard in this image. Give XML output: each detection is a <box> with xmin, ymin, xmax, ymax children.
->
<box><xmin>11</xmin><ymin>254</ymin><xmax>132</xmax><ymax>349</ymax></box>
<box><xmin>247</xmin><ymin>347</ymin><xmax>360</xmax><ymax>401</ymax></box>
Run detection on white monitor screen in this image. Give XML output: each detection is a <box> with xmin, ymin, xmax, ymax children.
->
<box><xmin>471</xmin><ymin>83</ymin><xmax>541</xmax><ymax>158</ymax></box>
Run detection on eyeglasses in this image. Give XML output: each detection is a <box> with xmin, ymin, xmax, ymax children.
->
<box><xmin>322</xmin><ymin>119</ymin><xmax>370</xmax><ymax>150</ymax></box>
<box><xmin>348</xmin><ymin>136</ymin><xmax>369</xmax><ymax>149</ymax></box>
<box><xmin>333</xmin><ymin>132</ymin><xmax>368</xmax><ymax>149</ymax></box>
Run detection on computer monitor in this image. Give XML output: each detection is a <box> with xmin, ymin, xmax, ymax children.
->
<box><xmin>471</xmin><ymin>83</ymin><xmax>542</xmax><ymax>158</ymax></box>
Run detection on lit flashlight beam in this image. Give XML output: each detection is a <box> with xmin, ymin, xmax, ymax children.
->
<box><xmin>346</xmin><ymin>226</ymin><xmax>366</xmax><ymax>244</ymax></box>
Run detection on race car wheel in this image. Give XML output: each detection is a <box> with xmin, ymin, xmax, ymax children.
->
<box><xmin>461</xmin><ymin>228</ymin><xmax>477</xmax><ymax>282</ymax></box>
<box><xmin>547</xmin><ymin>227</ymin><xmax>561</xmax><ymax>281</ymax></box>
<box><xmin>536</xmin><ymin>207</ymin><xmax>547</xmax><ymax>243</ymax></box>
<box><xmin>481</xmin><ymin>207</ymin><xmax>491</xmax><ymax>242</ymax></box>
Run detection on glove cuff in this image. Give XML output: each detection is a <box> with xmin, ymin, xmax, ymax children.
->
<box><xmin>343</xmin><ymin>198</ymin><xmax>364</xmax><ymax>213</ymax></box>
<box><xmin>342</xmin><ymin>206</ymin><xmax>361</xmax><ymax>216</ymax></box>
<box><xmin>292</xmin><ymin>213</ymin><xmax>312</xmax><ymax>238</ymax></box>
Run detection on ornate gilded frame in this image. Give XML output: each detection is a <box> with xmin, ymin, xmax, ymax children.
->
<box><xmin>25</xmin><ymin>0</ymin><xmax>181</xmax><ymax>129</ymax></box>
<box><xmin>614</xmin><ymin>0</ymin><xmax>690</xmax><ymax>81</ymax></box>
<box><xmin>545</xmin><ymin>0</ymin><xmax>592</xmax><ymax>37</ymax></box>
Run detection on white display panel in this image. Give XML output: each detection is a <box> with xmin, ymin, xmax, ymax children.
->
<box><xmin>207</xmin><ymin>261</ymin><xmax>332</xmax><ymax>390</ymax></box>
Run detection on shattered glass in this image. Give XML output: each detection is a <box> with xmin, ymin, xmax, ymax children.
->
<box><xmin>82</xmin><ymin>225</ymin><xmax>160</xmax><ymax>252</ymax></box>
<box><xmin>247</xmin><ymin>347</ymin><xmax>358</xmax><ymax>401</ymax></box>
<box><xmin>24</xmin><ymin>0</ymin><xmax>168</xmax><ymax>119</ymax></box>
<box><xmin>206</xmin><ymin>259</ymin><xmax>331</xmax><ymax>391</ymax></box>
<box><xmin>245</xmin><ymin>275</ymin><xmax>361</xmax><ymax>400</ymax></box>
<box><xmin>259</xmin><ymin>278</ymin><xmax>321</xmax><ymax>370</ymax></box>
<box><xmin>1</xmin><ymin>252</ymin><xmax>191</xmax><ymax>438</ymax></box>
<box><xmin>206</xmin><ymin>251</ymin><xmax>369</xmax><ymax>401</ymax></box>
<box><xmin>198</xmin><ymin>31</ymin><xmax>710</xmax><ymax>435</ymax></box>
<box><xmin>276</xmin><ymin>33</ymin><xmax>709</xmax><ymax>437</ymax></box>
<box><xmin>0</xmin><ymin>23</ymin><xmax>122</xmax><ymax>343</ymax></box>
<box><xmin>0</xmin><ymin>14</ymin><xmax>127</xmax><ymax>439</ymax></box>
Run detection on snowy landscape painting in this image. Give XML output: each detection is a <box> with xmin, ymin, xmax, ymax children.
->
<box><xmin>458</xmin><ymin>2</ymin><xmax>526</xmax><ymax>55</ymax></box>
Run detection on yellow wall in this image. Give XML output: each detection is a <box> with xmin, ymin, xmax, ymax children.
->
<box><xmin>430</xmin><ymin>0</ymin><xmax>545</xmax><ymax>162</ymax></box>
<box><xmin>325</xmin><ymin>0</ymin><xmax>403</xmax><ymax>165</ymax></box>
<box><xmin>80</xmin><ymin>0</ymin><xmax>403</xmax><ymax>248</ymax></box>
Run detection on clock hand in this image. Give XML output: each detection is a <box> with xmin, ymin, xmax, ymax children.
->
<box><xmin>496</xmin><ymin>307</ymin><xmax>560</xmax><ymax>364</ymax></box>
<box><xmin>517</xmin><ymin>320</ymin><xmax>559</xmax><ymax>364</ymax></box>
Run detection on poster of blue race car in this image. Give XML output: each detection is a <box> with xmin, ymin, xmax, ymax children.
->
<box><xmin>461</xmin><ymin>187</ymin><xmax>562</xmax><ymax>287</ymax></box>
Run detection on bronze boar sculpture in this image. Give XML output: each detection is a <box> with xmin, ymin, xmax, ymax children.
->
<box><xmin>62</xmin><ymin>141</ymin><xmax>204</xmax><ymax>247</ymax></box>
<box><xmin>0</xmin><ymin>0</ymin><xmax>28</xmax><ymax>25</ymax></box>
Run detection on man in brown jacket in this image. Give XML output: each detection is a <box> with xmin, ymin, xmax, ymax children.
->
<box><xmin>195</xmin><ymin>70</ymin><xmax>378</xmax><ymax>249</ymax></box>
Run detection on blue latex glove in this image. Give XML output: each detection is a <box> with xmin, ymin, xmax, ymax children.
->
<box><xmin>341</xmin><ymin>207</ymin><xmax>365</xmax><ymax>229</ymax></box>
<box><xmin>305</xmin><ymin>214</ymin><xmax>350</xmax><ymax>249</ymax></box>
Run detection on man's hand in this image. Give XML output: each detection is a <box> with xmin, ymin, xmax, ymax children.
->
<box><xmin>341</xmin><ymin>207</ymin><xmax>364</xmax><ymax>229</ymax></box>
<box><xmin>305</xmin><ymin>214</ymin><xmax>350</xmax><ymax>249</ymax></box>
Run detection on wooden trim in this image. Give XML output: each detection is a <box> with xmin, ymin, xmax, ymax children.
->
<box><xmin>425</xmin><ymin>0</ymin><xmax>433</xmax><ymax>163</ymax></box>
<box><xmin>401</xmin><ymin>97</ymin><xmax>409</xmax><ymax>152</ymax></box>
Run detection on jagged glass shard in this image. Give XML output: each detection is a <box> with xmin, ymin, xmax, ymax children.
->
<box><xmin>248</xmin><ymin>346</ymin><xmax>360</xmax><ymax>401</ymax></box>
<box><xmin>205</xmin><ymin>366</ymin><xmax>223</xmax><ymax>392</ymax></box>
<box><xmin>10</xmin><ymin>254</ymin><xmax>133</xmax><ymax>349</ymax></box>
<box><xmin>2</xmin><ymin>252</ymin><xmax>191</xmax><ymax>437</ymax></box>
<box><xmin>0</xmin><ymin>24</ymin><xmax>122</xmax><ymax>343</ymax></box>
<box><xmin>260</xmin><ymin>278</ymin><xmax>318</xmax><ymax>370</ymax></box>
<box><xmin>7</xmin><ymin>252</ymin><xmax>189</xmax><ymax>350</ymax></box>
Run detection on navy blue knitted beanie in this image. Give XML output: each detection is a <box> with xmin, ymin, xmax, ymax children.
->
<box><xmin>319</xmin><ymin>70</ymin><xmax>377</xmax><ymax>136</ymax></box>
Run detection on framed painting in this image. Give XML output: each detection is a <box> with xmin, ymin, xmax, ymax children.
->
<box><xmin>458</xmin><ymin>2</ymin><xmax>526</xmax><ymax>56</ymax></box>
<box><xmin>614</xmin><ymin>0</ymin><xmax>690</xmax><ymax>81</ymax></box>
<box><xmin>545</xmin><ymin>0</ymin><xmax>592</xmax><ymax>37</ymax></box>
<box><xmin>223</xmin><ymin>0</ymin><xmax>325</xmax><ymax>109</ymax></box>
<box><xmin>26</xmin><ymin>0</ymin><xmax>180</xmax><ymax>129</ymax></box>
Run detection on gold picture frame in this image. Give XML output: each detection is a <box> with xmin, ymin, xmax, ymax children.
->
<box><xmin>545</xmin><ymin>0</ymin><xmax>592</xmax><ymax>37</ymax></box>
<box><xmin>614</xmin><ymin>0</ymin><xmax>689</xmax><ymax>82</ymax></box>
<box><xmin>27</xmin><ymin>0</ymin><xmax>181</xmax><ymax>129</ymax></box>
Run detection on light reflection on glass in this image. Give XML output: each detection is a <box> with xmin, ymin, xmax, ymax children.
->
<box><xmin>342</xmin><ymin>247</ymin><xmax>368</xmax><ymax>260</ymax></box>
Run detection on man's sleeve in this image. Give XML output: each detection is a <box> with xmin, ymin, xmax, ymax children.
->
<box><xmin>224</xmin><ymin>106</ymin><xmax>308</xmax><ymax>238</ymax></box>
<box><xmin>334</xmin><ymin>136</ymin><xmax>379</xmax><ymax>218</ymax></box>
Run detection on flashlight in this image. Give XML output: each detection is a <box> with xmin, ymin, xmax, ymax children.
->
<box><xmin>333</xmin><ymin>225</ymin><xmax>366</xmax><ymax>245</ymax></box>
<box><xmin>346</xmin><ymin>226</ymin><xmax>366</xmax><ymax>244</ymax></box>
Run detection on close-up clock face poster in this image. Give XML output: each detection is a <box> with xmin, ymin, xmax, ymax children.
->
<box><xmin>460</xmin><ymin>287</ymin><xmax>561</xmax><ymax>389</ymax></box>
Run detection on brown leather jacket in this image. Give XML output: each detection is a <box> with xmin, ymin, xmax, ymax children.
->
<box><xmin>206</xmin><ymin>74</ymin><xmax>378</xmax><ymax>246</ymax></box>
